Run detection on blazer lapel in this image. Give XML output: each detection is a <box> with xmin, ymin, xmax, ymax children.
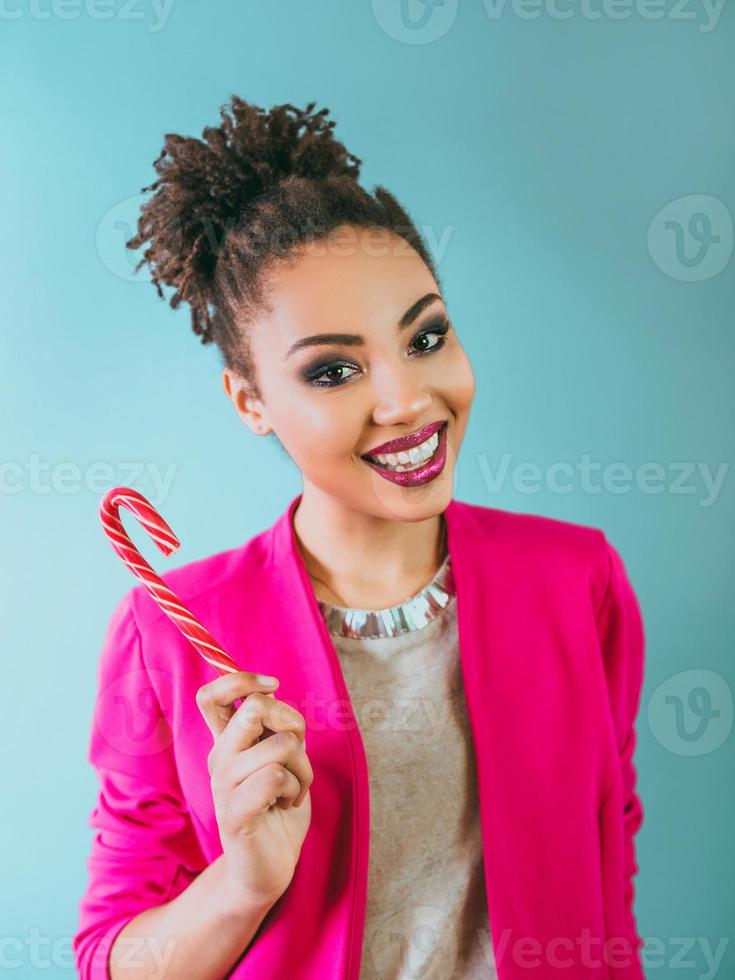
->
<box><xmin>241</xmin><ymin>493</ymin><xmax>371</xmax><ymax>979</ymax></box>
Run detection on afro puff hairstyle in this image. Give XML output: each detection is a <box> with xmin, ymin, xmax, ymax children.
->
<box><xmin>126</xmin><ymin>94</ymin><xmax>441</xmax><ymax>400</ymax></box>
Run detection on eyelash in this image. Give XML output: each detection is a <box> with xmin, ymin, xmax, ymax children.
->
<box><xmin>303</xmin><ymin>318</ymin><xmax>452</xmax><ymax>389</ymax></box>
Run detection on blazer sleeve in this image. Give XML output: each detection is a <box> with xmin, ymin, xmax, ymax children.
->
<box><xmin>73</xmin><ymin>593</ymin><xmax>207</xmax><ymax>980</ymax></box>
<box><xmin>596</xmin><ymin>539</ymin><xmax>646</xmax><ymax>977</ymax></box>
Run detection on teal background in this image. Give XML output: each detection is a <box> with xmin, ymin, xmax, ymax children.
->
<box><xmin>2</xmin><ymin>0</ymin><xmax>733</xmax><ymax>975</ymax></box>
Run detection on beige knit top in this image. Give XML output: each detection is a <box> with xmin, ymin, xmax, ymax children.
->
<box><xmin>317</xmin><ymin>567</ymin><xmax>498</xmax><ymax>979</ymax></box>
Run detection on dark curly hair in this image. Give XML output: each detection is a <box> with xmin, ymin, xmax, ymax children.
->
<box><xmin>126</xmin><ymin>94</ymin><xmax>443</xmax><ymax>401</ymax></box>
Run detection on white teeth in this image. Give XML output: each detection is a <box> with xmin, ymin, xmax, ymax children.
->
<box><xmin>368</xmin><ymin>430</ymin><xmax>440</xmax><ymax>471</ymax></box>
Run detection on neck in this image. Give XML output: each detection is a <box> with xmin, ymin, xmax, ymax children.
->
<box><xmin>291</xmin><ymin>486</ymin><xmax>448</xmax><ymax>610</ymax></box>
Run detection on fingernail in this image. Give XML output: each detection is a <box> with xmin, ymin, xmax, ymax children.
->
<box><xmin>256</xmin><ymin>674</ymin><xmax>279</xmax><ymax>686</ymax></box>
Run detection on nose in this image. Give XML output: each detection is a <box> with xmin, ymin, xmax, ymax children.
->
<box><xmin>370</xmin><ymin>362</ymin><xmax>433</xmax><ymax>427</ymax></box>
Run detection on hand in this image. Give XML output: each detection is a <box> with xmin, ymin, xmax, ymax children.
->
<box><xmin>196</xmin><ymin>671</ymin><xmax>314</xmax><ymax>910</ymax></box>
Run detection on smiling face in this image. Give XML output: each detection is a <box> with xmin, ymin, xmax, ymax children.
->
<box><xmin>223</xmin><ymin>224</ymin><xmax>476</xmax><ymax>524</ymax></box>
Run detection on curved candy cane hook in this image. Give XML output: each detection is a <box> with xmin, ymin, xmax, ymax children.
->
<box><xmin>99</xmin><ymin>486</ymin><xmax>241</xmax><ymax>676</ymax></box>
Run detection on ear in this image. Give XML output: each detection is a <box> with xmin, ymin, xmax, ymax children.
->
<box><xmin>221</xmin><ymin>368</ymin><xmax>272</xmax><ymax>436</ymax></box>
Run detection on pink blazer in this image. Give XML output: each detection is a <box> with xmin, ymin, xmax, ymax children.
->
<box><xmin>74</xmin><ymin>493</ymin><xmax>646</xmax><ymax>979</ymax></box>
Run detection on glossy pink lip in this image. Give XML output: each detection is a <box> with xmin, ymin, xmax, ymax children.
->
<box><xmin>361</xmin><ymin>420</ymin><xmax>446</xmax><ymax>458</ymax></box>
<box><xmin>361</xmin><ymin>421</ymin><xmax>448</xmax><ymax>487</ymax></box>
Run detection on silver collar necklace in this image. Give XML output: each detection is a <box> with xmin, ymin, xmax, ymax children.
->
<box><xmin>316</xmin><ymin>525</ymin><xmax>455</xmax><ymax>640</ymax></box>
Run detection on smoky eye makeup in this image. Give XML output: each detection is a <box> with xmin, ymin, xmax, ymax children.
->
<box><xmin>299</xmin><ymin>316</ymin><xmax>453</xmax><ymax>388</ymax></box>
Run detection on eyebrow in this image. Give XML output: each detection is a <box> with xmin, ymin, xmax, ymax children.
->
<box><xmin>285</xmin><ymin>292</ymin><xmax>444</xmax><ymax>360</ymax></box>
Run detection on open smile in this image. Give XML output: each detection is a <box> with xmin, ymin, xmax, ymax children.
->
<box><xmin>360</xmin><ymin>421</ymin><xmax>448</xmax><ymax>487</ymax></box>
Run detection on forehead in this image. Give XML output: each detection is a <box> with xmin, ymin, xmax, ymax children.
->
<box><xmin>259</xmin><ymin>226</ymin><xmax>438</xmax><ymax>341</ymax></box>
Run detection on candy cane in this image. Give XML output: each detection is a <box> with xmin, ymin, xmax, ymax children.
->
<box><xmin>99</xmin><ymin>486</ymin><xmax>241</xmax><ymax>676</ymax></box>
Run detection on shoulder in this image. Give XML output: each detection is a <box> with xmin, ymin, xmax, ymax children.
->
<box><xmin>448</xmin><ymin>498</ymin><xmax>620</xmax><ymax>616</ymax></box>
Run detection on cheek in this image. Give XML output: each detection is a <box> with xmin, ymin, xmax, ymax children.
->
<box><xmin>443</xmin><ymin>347</ymin><xmax>476</xmax><ymax>408</ymax></box>
<box><xmin>278</xmin><ymin>400</ymin><xmax>362</xmax><ymax>462</ymax></box>
<box><xmin>271</xmin><ymin>403</ymin><xmax>322</xmax><ymax>454</ymax></box>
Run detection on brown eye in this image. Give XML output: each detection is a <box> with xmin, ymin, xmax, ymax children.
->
<box><xmin>322</xmin><ymin>366</ymin><xmax>353</xmax><ymax>383</ymax></box>
<box><xmin>410</xmin><ymin>318</ymin><xmax>451</xmax><ymax>355</ymax></box>
<box><xmin>303</xmin><ymin>361</ymin><xmax>359</xmax><ymax>388</ymax></box>
<box><xmin>412</xmin><ymin>331</ymin><xmax>443</xmax><ymax>353</ymax></box>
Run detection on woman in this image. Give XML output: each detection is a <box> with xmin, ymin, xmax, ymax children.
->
<box><xmin>74</xmin><ymin>96</ymin><xmax>646</xmax><ymax>980</ymax></box>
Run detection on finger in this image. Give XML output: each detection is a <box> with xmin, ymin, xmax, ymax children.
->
<box><xmin>232</xmin><ymin>764</ymin><xmax>303</xmax><ymax>833</ymax></box>
<box><xmin>218</xmin><ymin>691</ymin><xmax>306</xmax><ymax>759</ymax></box>
<box><xmin>195</xmin><ymin>671</ymin><xmax>279</xmax><ymax>739</ymax></box>
<box><xmin>220</xmin><ymin>729</ymin><xmax>314</xmax><ymax>808</ymax></box>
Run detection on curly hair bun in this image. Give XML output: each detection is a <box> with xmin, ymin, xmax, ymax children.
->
<box><xmin>126</xmin><ymin>95</ymin><xmax>362</xmax><ymax>326</ymax></box>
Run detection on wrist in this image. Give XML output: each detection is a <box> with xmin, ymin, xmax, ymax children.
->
<box><xmin>216</xmin><ymin>854</ymin><xmax>283</xmax><ymax>918</ymax></box>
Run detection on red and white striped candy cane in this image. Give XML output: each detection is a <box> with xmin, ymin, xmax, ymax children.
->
<box><xmin>99</xmin><ymin>486</ymin><xmax>240</xmax><ymax>676</ymax></box>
